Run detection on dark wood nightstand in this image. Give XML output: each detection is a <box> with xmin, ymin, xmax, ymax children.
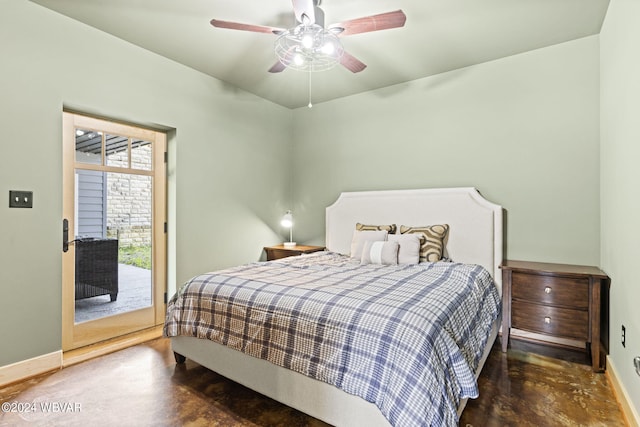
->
<box><xmin>264</xmin><ymin>244</ymin><xmax>325</xmax><ymax>261</ymax></box>
<box><xmin>500</xmin><ymin>260</ymin><xmax>610</xmax><ymax>372</ymax></box>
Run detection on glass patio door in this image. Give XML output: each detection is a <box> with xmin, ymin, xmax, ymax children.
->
<box><xmin>62</xmin><ymin>112</ymin><xmax>166</xmax><ymax>351</ymax></box>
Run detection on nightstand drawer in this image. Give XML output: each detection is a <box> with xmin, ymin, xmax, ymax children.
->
<box><xmin>512</xmin><ymin>272</ymin><xmax>589</xmax><ymax>309</ymax></box>
<box><xmin>511</xmin><ymin>300</ymin><xmax>589</xmax><ymax>340</ymax></box>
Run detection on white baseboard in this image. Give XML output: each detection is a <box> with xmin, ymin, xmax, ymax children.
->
<box><xmin>607</xmin><ymin>355</ymin><xmax>640</xmax><ymax>427</ymax></box>
<box><xmin>0</xmin><ymin>327</ymin><xmax>163</xmax><ymax>388</ymax></box>
<box><xmin>0</xmin><ymin>351</ymin><xmax>62</xmax><ymax>387</ymax></box>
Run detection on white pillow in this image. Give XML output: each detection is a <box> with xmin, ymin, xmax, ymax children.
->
<box><xmin>388</xmin><ymin>234</ymin><xmax>421</xmax><ymax>265</ymax></box>
<box><xmin>361</xmin><ymin>241</ymin><xmax>399</xmax><ymax>265</ymax></box>
<box><xmin>350</xmin><ymin>230</ymin><xmax>388</xmax><ymax>259</ymax></box>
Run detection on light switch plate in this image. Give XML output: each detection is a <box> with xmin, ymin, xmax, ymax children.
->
<box><xmin>9</xmin><ymin>190</ymin><xmax>33</xmax><ymax>208</ymax></box>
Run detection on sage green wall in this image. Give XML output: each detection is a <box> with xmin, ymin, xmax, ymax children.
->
<box><xmin>291</xmin><ymin>36</ymin><xmax>601</xmax><ymax>266</ymax></box>
<box><xmin>601</xmin><ymin>0</ymin><xmax>640</xmax><ymax>416</ymax></box>
<box><xmin>0</xmin><ymin>1</ymin><xmax>291</xmax><ymax>366</ymax></box>
<box><xmin>0</xmin><ymin>0</ymin><xmax>610</xmax><ymax>393</ymax></box>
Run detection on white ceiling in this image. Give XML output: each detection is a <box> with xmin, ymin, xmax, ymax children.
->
<box><xmin>30</xmin><ymin>0</ymin><xmax>610</xmax><ymax>109</ymax></box>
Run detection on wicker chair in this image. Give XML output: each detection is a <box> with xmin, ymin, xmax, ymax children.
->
<box><xmin>75</xmin><ymin>238</ymin><xmax>119</xmax><ymax>301</ymax></box>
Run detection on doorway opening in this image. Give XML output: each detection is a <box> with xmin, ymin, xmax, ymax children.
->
<box><xmin>62</xmin><ymin>112</ymin><xmax>167</xmax><ymax>351</ymax></box>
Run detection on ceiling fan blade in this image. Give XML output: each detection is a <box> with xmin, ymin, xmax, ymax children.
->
<box><xmin>330</xmin><ymin>10</ymin><xmax>406</xmax><ymax>36</ymax></box>
<box><xmin>210</xmin><ymin>19</ymin><xmax>284</xmax><ymax>35</ymax></box>
<box><xmin>340</xmin><ymin>51</ymin><xmax>367</xmax><ymax>73</ymax></box>
<box><xmin>268</xmin><ymin>60</ymin><xmax>287</xmax><ymax>73</ymax></box>
<box><xmin>292</xmin><ymin>0</ymin><xmax>315</xmax><ymax>25</ymax></box>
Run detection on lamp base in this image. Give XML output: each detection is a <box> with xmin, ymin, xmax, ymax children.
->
<box><xmin>283</xmin><ymin>242</ymin><xmax>297</xmax><ymax>248</ymax></box>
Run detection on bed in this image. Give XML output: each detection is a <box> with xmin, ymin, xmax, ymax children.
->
<box><xmin>164</xmin><ymin>187</ymin><xmax>503</xmax><ymax>426</ymax></box>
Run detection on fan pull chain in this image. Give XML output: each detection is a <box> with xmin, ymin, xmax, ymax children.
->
<box><xmin>308</xmin><ymin>71</ymin><xmax>313</xmax><ymax>108</ymax></box>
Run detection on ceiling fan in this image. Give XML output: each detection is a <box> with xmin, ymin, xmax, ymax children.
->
<box><xmin>210</xmin><ymin>0</ymin><xmax>406</xmax><ymax>73</ymax></box>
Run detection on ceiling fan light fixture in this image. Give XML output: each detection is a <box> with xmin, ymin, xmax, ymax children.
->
<box><xmin>274</xmin><ymin>23</ymin><xmax>343</xmax><ymax>72</ymax></box>
<box><xmin>301</xmin><ymin>33</ymin><xmax>314</xmax><ymax>49</ymax></box>
<box><xmin>321</xmin><ymin>40</ymin><xmax>335</xmax><ymax>55</ymax></box>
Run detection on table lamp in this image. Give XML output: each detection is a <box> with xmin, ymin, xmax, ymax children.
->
<box><xmin>281</xmin><ymin>210</ymin><xmax>296</xmax><ymax>247</ymax></box>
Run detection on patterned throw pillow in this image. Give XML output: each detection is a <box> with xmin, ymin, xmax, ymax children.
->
<box><xmin>355</xmin><ymin>222</ymin><xmax>397</xmax><ymax>235</ymax></box>
<box><xmin>400</xmin><ymin>224</ymin><xmax>449</xmax><ymax>262</ymax></box>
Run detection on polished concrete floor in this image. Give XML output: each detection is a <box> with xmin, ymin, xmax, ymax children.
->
<box><xmin>460</xmin><ymin>340</ymin><xmax>626</xmax><ymax>426</ymax></box>
<box><xmin>0</xmin><ymin>338</ymin><xmax>626</xmax><ymax>426</ymax></box>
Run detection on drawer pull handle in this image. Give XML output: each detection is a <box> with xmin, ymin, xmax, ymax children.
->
<box><xmin>544</xmin><ymin>316</ymin><xmax>551</xmax><ymax>324</ymax></box>
<box><xmin>544</xmin><ymin>286</ymin><xmax>552</xmax><ymax>294</ymax></box>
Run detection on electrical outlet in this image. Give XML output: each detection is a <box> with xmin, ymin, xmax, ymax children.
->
<box><xmin>9</xmin><ymin>190</ymin><xmax>33</xmax><ymax>208</ymax></box>
<box><xmin>622</xmin><ymin>325</ymin><xmax>626</xmax><ymax>348</ymax></box>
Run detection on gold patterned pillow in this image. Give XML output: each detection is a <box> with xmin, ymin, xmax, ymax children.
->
<box><xmin>356</xmin><ymin>222</ymin><xmax>397</xmax><ymax>234</ymax></box>
<box><xmin>400</xmin><ymin>224</ymin><xmax>449</xmax><ymax>262</ymax></box>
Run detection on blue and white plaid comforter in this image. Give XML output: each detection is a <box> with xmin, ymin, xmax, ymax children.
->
<box><xmin>164</xmin><ymin>252</ymin><xmax>501</xmax><ymax>426</ymax></box>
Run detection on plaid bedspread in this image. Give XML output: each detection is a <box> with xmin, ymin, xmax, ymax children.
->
<box><xmin>164</xmin><ymin>252</ymin><xmax>501</xmax><ymax>427</ymax></box>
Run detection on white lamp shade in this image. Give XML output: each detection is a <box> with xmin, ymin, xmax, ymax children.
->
<box><xmin>281</xmin><ymin>212</ymin><xmax>293</xmax><ymax>228</ymax></box>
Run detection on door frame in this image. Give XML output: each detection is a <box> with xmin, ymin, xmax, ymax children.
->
<box><xmin>62</xmin><ymin>112</ymin><xmax>167</xmax><ymax>351</ymax></box>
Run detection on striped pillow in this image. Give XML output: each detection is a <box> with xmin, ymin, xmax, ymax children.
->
<box><xmin>400</xmin><ymin>224</ymin><xmax>449</xmax><ymax>262</ymax></box>
<box><xmin>360</xmin><ymin>241</ymin><xmax>399</xmax><ymax>265</ymax></box>
<box><xmin>356</xmin><ymin>222</ymin><xmax>397</xmax><ymax>235</ymax></box>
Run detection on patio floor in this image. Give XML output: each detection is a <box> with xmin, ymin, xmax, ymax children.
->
<box><xmin>74</xmin><ymin>264</ymin><xmax>152</xmax><ymax>323</ymax></box>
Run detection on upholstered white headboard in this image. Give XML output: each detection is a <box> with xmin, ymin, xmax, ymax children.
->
<box><xmin>325</xmin><ymin>188</ymin><xmax>503</xmax><ymax>293</ymax></box>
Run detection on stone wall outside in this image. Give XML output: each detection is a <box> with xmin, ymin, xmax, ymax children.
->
<box><xmin>105</xmin><ymin>146</ymin><xmax>152</xmax><ymax>247</ymax></box>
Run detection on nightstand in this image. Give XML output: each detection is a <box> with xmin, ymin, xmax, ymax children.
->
<box><xmin>500</xmin><ymin>260</ymin><xmax>610</xmax><ymax>372</ymax></box>
<box><xmin>264</xmin><ymin>244</ymin><xmax>325</xmax><ymax>261</ymax></box>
